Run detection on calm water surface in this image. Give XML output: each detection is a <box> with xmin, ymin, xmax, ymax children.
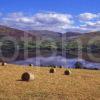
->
<box><xmin>12</xmin><ymin>56</ymin><xmax>100</xmax><ymax>69</ymax></box>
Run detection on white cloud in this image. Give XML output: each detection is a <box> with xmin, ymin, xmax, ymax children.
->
<box><xmin>81</xmin><ymin>21</ymin><xmax>100</xmax><ymax>29</ymax></box>
<box><xmin>77</xmin><ymin>13</ymin><xmax>100</xmax><ymax>32</ymax></box>
<box><xmin>34</xmin><ymin>12</ymin><xmax>73</xmax><ymax>25</ymax></box>
<box><xmin>0</xmin><ymin>12</ymin><xmax>100</xmax><ymax>33</ymax></box>
<box><xmin>79</xmin><ymin>13</ymin><xmax>99</xmax><ymax>21</ymax></box>
<box><xmin>0</xmin><ymin>12</ymin><xmax>74</xmax><ymax>32</ymax></box>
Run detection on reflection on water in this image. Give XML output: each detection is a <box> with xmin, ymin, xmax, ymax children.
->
<box><xmin>12</xmin><ymin>56</ymin><xmax>100</xmax><ymax>69</ymax></box>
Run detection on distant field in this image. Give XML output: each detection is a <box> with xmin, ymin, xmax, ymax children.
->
<box><xmin>0</xmin><ymin>64</ymin><xmax>100</xmax><ymax>100</ymax></box>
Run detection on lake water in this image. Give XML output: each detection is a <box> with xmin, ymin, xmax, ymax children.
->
<box><xmin>12</xmin><ymin>56</ymin><xmax>100</xmax><ymax>69</ymax></box>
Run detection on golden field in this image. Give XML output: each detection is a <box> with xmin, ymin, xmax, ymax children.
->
<box><xmin>0</xmin><ymin>64</ymin><xmax>100</xmax><ymax>100</ymax></box>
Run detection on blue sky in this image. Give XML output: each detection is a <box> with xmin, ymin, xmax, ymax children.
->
<box><xmin>0</xmin><ymin>0</ymin><xmax>100</xmax><ymax>32</ymax></box>
<box><xmin>0</xmin><ymin>0</ymin><xmax>100</xmax><ymax>14</ymax></box>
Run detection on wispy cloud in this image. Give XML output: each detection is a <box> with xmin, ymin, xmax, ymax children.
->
<box><xmin>79</xmin><ymin>13</ymin><xmax>99</xmax><ymax>21</ymax></box>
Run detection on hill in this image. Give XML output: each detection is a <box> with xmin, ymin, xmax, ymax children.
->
<box><xmin>0</xmin><ymin>25</ymin><xmax>82</xmax><ymax>44</ymax></box>
<box><xmin>0</xmin><ymin>25</ymin><xmax>99</xmax><ymax>63</ymax></box>
<box><xmin>28</xmin><ymin>30</ymin><xmax>82</xmax><ymax>39</ymax></box>
<box><xmin>0</xmin><ymin>64</ymin><xmax>100</xmax><ymax>100</ymax></box>
<box><xmin>0</xmin><ymin>25</ymin><xmax>99</xmax><ymax>42</ymax></box>
<box><xmin>0</xmin><ymin>25</ymin><xmax>35</xmax><ymax>40</ymax></box>
<box><xmin>28</xmin><ymin>30</ymin><xmax>62</xmax><ymax>39</ymax></box>
<box><xmin>75</xmin><ymin>31</ymin><xmax>100</xmax><ymax>44</ymax></box>
<box><xmin>63</xmin><ymin>32</ymin><xmax>82</xmax><ymax>39</ymax></box>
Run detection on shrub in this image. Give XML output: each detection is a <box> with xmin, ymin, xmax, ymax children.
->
<box><xmin>93</xmin><ymin>68</ymin><xmax>99</xmax><ymax>70</ymax></box>
<box><xmin>75</xmin><ymin>61</ymin><xmax>83</xmax><ymax>69</ymax></box>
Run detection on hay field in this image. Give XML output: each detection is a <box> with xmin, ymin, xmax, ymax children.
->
<box><xmin>0</xmin><ymin>64</ymin><xmax>100</xmax><ymax>100</ymax></box>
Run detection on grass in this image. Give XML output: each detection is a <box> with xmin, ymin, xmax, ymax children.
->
<box><xmin>0</xmin><ymin>64</ymin><xmax>100</xmax><ymax>100</ymax></box>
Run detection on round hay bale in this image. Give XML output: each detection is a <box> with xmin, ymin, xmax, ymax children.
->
<box><xmin>53</xmin><ymin>66</ymin><xmax>57</xmax><ymax>68</ymax></box>
<box><xmin>1</xmin><ymin>62</ymin><xmax>7</xmax><ymax>66</ymax></box>
<box><xmin>21</xmin><ymin>72</ymin><xmax>34</xmax><ymax>81</ymax></box>
<box><xmin>29</xmin><ymin>64</ymin><xmax>33</xmax><ymax>67</ymax></box>
<box><xmin>64</xmin><ymin>69</ymin><xmax>71</xmax><ymax>75</ymax></box>
<box><xmin>49</xmin><ymin>68</ymin><xmax>56</xmax><ymax>73</ymax></box>
<box><xmin>59</xmin><ymin>66</ymin><xmax>63</xmax><ymax>68</ymax></box>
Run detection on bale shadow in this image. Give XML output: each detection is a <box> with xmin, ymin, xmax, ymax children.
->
<box><xmin>16</xmin><ymin>79</ymin><xmax>32</xmax><ymax>82</ymax></box>
<box><xmin>16</xmin><ymin>79</ymin><xmax>23</xmax><ymax>81</ymax></box>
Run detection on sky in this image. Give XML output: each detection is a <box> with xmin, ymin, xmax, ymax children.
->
<box><xmin>0</xmin><ymin>0</ymin><xmax>100</xmax><ymax>33</ymax></box>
